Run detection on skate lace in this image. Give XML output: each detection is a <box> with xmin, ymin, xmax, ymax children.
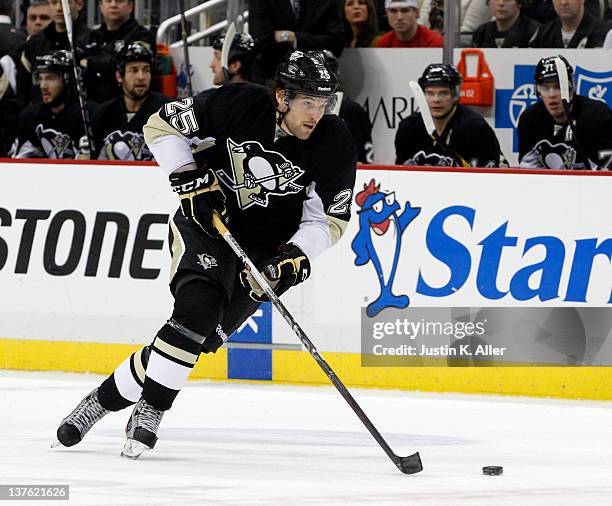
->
<box><xmin>136</xmin><ymin>401</ymin><xmax>163</xmax><ymax>433</ymax></box>
<box><xmin>69</xmin><ymin>392</ymin><xmax>109</xmax><ymax>433</ymax></box>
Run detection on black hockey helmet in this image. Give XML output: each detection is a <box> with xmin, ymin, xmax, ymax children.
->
<box><xmin>418</xmin><ymin>63</ymin><xmax>462</xmax><ymax>97</ymax></box>
<box><xmin>534</xmin><ymin>55</ymin><xmax>574</xmax><ymax>85</ymax></box>
<box><xmin>35</xmin><ymin>50</ymin><xmax>72</xmax><ymax>82</ymax></box>
<box><xmin>276</xmin><ymin>50</ymin><xmax>339</xmax><ymax>98</ymax></box>
<box><xmin>212</xmin><ymin>32</ymin><xmax>255</xmax><ymax>62</ymax></box>
<box><xmin>318</xmin><ymin>49</ymin><xmax>339</xmax><ymax>78</ymax></box>
<box><xmin>114</xmin><ymin>42</ymin><xmax>154</xmax><ymax>74</ymax></box>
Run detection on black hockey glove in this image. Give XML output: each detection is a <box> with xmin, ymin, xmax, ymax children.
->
<box><xmin>240</xmin><ymin>243</ymin><xmax>311</xmax><ymax>302</ymax></box>
<box><xmin>170</xmin><ymin>167</ymin><xmax>226</xmax><ymax>237</ymax></box>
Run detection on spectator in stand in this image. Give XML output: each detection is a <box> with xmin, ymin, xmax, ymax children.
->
<box><xmin>473</xmin><ymin>0</ymin><xmax>541</xmax><ymax>47</ymax></box>
<box><xmin>343</xmin><ymin>0</ymin><xmax>381</xmax><ymax>47</ymax></box>
<box><xmin>13</xmin><ymin>50</ymin><xmax>97</xmax><ymax>159</ymax></box>
<box><xmin>531</xmin><ymin>0</ymin><xmax>612</xmax><ymax>47</ymax></box>
<box><xmin>249</xmin><ymin>0</ymin><xmax>344</xmax><ymax>81</ymax></box>
<box><xmin>523</xmin><ymin>0</ymin><xmax>606</xmax><ymax>23</ymax></box>
<box><xmin>427</xmin><ymin>0</ymin><xmax>444</xmax><ymax>32</ymax></box>
<box><xmin>321</xmin><ymin>50</ymin><xmax>374</xmax><ymax>163</ymax></box>
<box><xmin>17</xmin><ymin>0</ymin><xmax>90</xmax><ymax>107</ymax></box>
<box><xmin>375</xmin><ymin>0</ymin><xmax>444</xmax><ymax>47</ymax></box>
<box><xmin>24</xmin><ymin>0</ymin><xmax>53</xmax><ymax>38</ymax></box>
<box><xmin>84</xmin><ymin>0</ymin><xmax>155</xmax><ymax>104</ymax></box>
<box><xmin>0</xmin><ymin>0</ymin><xmax>25</xmax><ymax>62</ymax></box>
<box><xmin>419</xmin><ymin>0</ymin><xmax>492</xmax><ymax>34</ymax></box>
<box><xmin>92</xmin><ymin>43</ymin><xmax>170</xmax><ymax>160</ymax></box>
<box><xmin>395</xmin><ymin>64</ymin><xmax>505</xmax><ymax>167</ymax></box>
<box><xmin>518</xmin><ymin>55</ymin><xmax>612</xmax><ymax>169</ymax></box>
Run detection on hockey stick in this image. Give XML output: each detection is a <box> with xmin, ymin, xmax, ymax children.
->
<box><xmin>554</xmin><ymin>57</ymin><xmax>594</xmax><ymax>169</ymax></box>
<box><xmin>60</xmin><ymin>0</ymin><xmax>95</xmax><ymax>156</ymax></box>
<box><xmin>221</xmin><ymin>22</ymin><xmax>237</xmax><ymax>83</ymax></box>
<box><xmin>408</xmin><ymin>81</ymin><xmax>470</xmax><ymax>168</ymax></box>
<box><xmin>212</xmin><ymin>212</ymin><xmax>423</xmax><ymax>475</ymax></box>
<box><xmin>179</xmin><ymin>0</ymin><xmax>193</xmax><ymax>96</ymax></box>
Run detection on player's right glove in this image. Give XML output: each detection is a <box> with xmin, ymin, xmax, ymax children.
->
<box><xmin>170</xmin><ymin>167</ymin><xmax>226</xmax><ymax>237</ymax></box>
<box><xmin>239</xmin><ymin>243</ymin><xmax>311</xmax><ymax>302</ymax></box>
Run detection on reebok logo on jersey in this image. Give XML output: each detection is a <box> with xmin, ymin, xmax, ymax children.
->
<box><xmin>218</xmin><ymin>139</ymin><xmax>305</xmax><ymax>210</ymax></box>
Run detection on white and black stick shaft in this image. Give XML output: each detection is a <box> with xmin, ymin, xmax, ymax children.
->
<box><xmin>408</xmin><ymin>81</ymin><xmax>470</xmax><ymax>168</ymax></box>
<box><xmin>554</xmin><ymin>57</ymin><xmax>592</xmax><ymax>169</ymax></box>
<box><xmin>221</xmin><ymin>22</ymin><xmax>237</xmax><ymax>83</ymax></box>
<box><xmin>179</xmin><ymin>0</ymin><xmax>192</xmax><ymax>96</ymax></box>
<box><xmin>212</xmin><ymin>213</ymin><xmax>423</xmax><ymax>475</ymax></box>
<box><xmin>60</xmin><ymin>0</ymin><xmax>95</xmax><ymax>155</ymax></box>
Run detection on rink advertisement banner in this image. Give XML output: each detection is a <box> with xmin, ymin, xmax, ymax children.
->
<box><xmin>361</xmin><ymin>307</ymin><xmax>612</xmax><ymax>366</ymax></box>
<box><xmin>1</xmin><ymin>161</ymin><xmax>611</xmax><ymax>398</ymax></box>
<box><xmin>339</xmin><ymin>168</ymin><xmax>612</xmax><ymax>316</ymax></box>
<box><xmin>0</xmin><ymin>160</ymin><xmax>177</xmax><ymax>344</ymax></box>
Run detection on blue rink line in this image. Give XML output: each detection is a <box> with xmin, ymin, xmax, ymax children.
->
<box><xmin>227</xmin><ymin>302</ymin><xmax>272</xmax><ymax>381</ymax></box>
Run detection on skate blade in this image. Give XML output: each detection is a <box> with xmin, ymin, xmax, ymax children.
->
<box><xmin>121</xmin><ymin>439</ymin><xmax>150</xmax><ymax>459</ymax></box>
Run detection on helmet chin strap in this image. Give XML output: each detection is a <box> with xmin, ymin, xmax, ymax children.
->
<box><xmin>275</xmin><ymin>90</ymin><xmax>292</xmax><ymax>128</ymax></box>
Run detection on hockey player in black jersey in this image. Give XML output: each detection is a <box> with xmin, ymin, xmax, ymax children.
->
<box><xmin>395</xmin><ymin>64</ymin><xmax>505</xmax><ymax>168</ymax></box>
<box><xmin>195</xmin><ymin>31</ymin><xmax>256</xmax><ymax>104</ymax></box>
<box><xmin>518</xmin><ymin>55</ymin><xmax>612</xmax><ymax>170</ymax></box>
<box><xmin>210</xmin><ymin>31</ymin><xmax>255</xmax><ymax>86</ymax></box>
<box><xmin>55</xmin><ymin>50</ymin><xmax>357</xmax><ymax>459</ymax></box>
<box><xmin>91</xmin><ymin>43</ymin><xmax>171</xmax><ymax>160</ymax></box>
<box><xmin>12</xmin><ymin>50</ymin><xmax>96</xmax><ymax>159</ymax></box>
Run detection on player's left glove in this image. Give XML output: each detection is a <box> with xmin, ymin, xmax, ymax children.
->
<box><xmin>239</xmin><ymin>243</ymin><xmax>311</xmax><ymax>302</ymax></box>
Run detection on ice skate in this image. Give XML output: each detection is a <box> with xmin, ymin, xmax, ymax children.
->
<box><xmin>121</xmin><ymin>398</ymin><xmax>164</xmax><ymax>459</ymax></box>
<box><xmin>54</xmin><ymin>388</ymin><xmax>110</xmax><ymax>447</ymax></box>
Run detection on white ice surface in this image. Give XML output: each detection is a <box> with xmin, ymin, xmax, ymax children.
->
<box><xmin>2</xmin><ymin>370</ymin><xmax>612</xmax><ymax>505</ymax></box>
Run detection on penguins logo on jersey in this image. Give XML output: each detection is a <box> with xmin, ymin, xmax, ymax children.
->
<box><xmin>217</xmin><ymin>138</ymin><xmax>305</xmax><ymax>209</ymax></box>
<box><xmin>197</xmin><ymin>253</ymin><xmax>217</xmax><ymax>270</ymax></box>
<box><xmin>102</xmin><ymin>130</ymin><xmax>152</xmax><ymax>160</ymax></box>
<box><xmin>35</xmin><ymin>124</ymin><xmax>75</xmax><ymax>159</ymax></box>
<box><xmin>406</xmin><ymin>151</ymin><xmax>455</xmax><ymax>167</ymax></box>
<box><xmin>530</xmin><ymin>139</ymin><xmax>577</xmax><ymax>170</ymax></box>
<box><xmin>113</xmin><ymin>40</ymin><xmax>126</xmax><ymax>53</ymax></box>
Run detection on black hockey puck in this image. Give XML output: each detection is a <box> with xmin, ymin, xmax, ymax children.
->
<box><xmin>482</xmin><ymin>466</ymin><xmax>503</xmax><ymax>476</ymax></box>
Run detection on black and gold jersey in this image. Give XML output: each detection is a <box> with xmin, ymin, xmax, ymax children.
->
<box><xmin>144</xmin><ymin>82</ymin><xmax>357</xmax><ymax>257</ymax></box>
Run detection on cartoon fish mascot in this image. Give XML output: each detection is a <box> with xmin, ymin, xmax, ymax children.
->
<box><xmin>351</xmin><ymin>179</ymin><xmax>421</xmax><ymax>317</ymax></box>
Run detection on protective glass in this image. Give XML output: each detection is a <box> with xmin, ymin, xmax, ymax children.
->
<box><xmin>289</xmin><ymin>94</ymin><xmax>338</xmax><ymax>115</ymax></box>
<box><xmin>424</xmin><ymin>89</ymin><xmax>452</xmax><ymax>100</ymax></box>
<box><xmin>34</xmin><ymin>70</ymin><xmax>64</xmax><ymax>84</ymax></box>
<box><xmin>536</xmin><ymin>83</ymin><xmax>561</xmax><ymax>96</ymax></box>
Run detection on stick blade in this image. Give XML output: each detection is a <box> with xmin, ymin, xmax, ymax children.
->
<box><xmin>554</xmin><ymin>56</ymin><xmax>571</xmax><ymax>103</ymax></box>
<box><xmin>221</xmin><ymin>22</ymin><xmax>237</xmax><ymax>73</ymax></box>
<box><xmin>408</xmin><ymin>81</ymin><xmax>435</xmax><ymax>138</ymax></box>
<box><xmin>396</xmin><ymin>452</ymin><xmax>423</xmax><ymax>474</ymax></box>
